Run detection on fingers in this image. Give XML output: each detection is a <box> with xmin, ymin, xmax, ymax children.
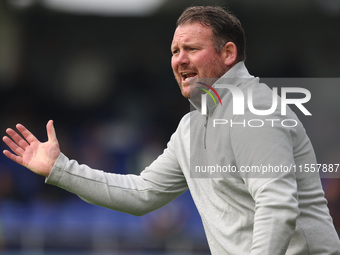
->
<box><xmin>16</xmin><ymin>123</ymin><xmax>38</xmax><ymax>144</ymax></box>
<box><xmin>2</xmin><ymin>149</ymin><xmax>24</xmax><ymax>165</ymax></box>
<box><xmin>2</xmin><ymin>135</ymin><xmax>24</xmax><ymax>157</ymax></box>
<box><xmin>46</xmin><ymin>120</ymin><xmax>57</xmax><ymax>142</ymax></box>
<box><xmin>2</xmin><ymin>123</ymin><xmax>38</xmax><ymax>156</ymax></box>
<box><xmin>4</xmin><ymin>128</ymin><xmax>29</xmax><ymax>151</ymax></box>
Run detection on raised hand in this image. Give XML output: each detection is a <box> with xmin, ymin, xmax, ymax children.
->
<box><xmin>2</xmin><ymin>120</ymin><xmax>60</xmax><ymax>177</ymax></box>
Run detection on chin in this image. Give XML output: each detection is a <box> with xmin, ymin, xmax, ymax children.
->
<box><xmin>178</xmin><ymin>83</ymin><xmax>190</xmax><ymax>98</ymax></box>
<box><xmin>181</xmin><ymin>91</ymin><xmax>190</xmax><ymax>99</ymax></box>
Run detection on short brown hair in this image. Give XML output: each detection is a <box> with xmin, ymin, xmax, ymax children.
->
<box><xmin>176</xmin><ymin>6</ymin><xmax>246</xmax><ymax>62</ymax></box>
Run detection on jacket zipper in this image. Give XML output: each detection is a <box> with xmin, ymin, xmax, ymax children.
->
<box><xmin>204</xmin><ymin>114</ymin><xmax>208</xmax><ymax>149</ymax></box>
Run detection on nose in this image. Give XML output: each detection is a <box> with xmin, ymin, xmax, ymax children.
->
<box><xmin>174</xmin><ymin>51</ymin><xmax>190</xmax><ymax>66</ymax></box>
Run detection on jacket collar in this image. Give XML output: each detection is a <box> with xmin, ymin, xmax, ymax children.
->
<box><xmin>188</xmin><ymin>61</ymin><xmax>254</xmax><ymax>115</ymax></box>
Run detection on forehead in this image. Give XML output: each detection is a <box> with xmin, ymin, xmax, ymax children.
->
<box><xmin>171</xmin><ymin>23</ymin><xmax>214</xmax><ymax>47</ymax></box>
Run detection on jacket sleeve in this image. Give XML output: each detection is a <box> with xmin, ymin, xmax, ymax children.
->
<box><xmin>45</xmin><ymin>130</ymin><xmax>188</xmax><ymax>216</ymax></box>
<box><xmin>230</xmin><ymin>108</ymin><xmax>303</xmax><ymax>254</ymax></box>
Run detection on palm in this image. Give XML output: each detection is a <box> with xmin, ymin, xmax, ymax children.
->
<box><xmin>20</xmin><ymin>138</ymin><xmax>58</xmax><ymax>174</ymax></box>
<box><xmin>2</xmin><ymin>120</ymin><xmax>60</xmax><ymax>177</ymax></box>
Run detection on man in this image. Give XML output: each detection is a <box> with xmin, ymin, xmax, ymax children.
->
<box><xmin>3</xmin><ymin>6</ymin><xmax>340</xmax><ymax>254</ymax></box>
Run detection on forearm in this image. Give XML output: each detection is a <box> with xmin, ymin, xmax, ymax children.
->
<box><xmin>46</xmin><ymin>153</ymin><xmax>186</xmax><ymax>216</ymax></box>
<box><xmin>250</xmin><ymin>178</ymin><xmax>299</xmax><ymax>254</ymax></box>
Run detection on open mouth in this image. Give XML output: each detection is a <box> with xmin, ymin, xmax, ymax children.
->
<box><xmin>181</xmin><ymin>72</ymin><xmax>198</xmax><ymax>82</ymax></box>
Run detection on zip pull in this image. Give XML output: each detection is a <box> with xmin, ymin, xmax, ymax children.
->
<box><xmin>204</xmin><ymin>115</ymin><xmax>208</xmax><ymax>149</ymax></box>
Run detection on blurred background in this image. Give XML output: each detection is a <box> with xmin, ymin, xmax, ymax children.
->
<box><xmin>0</xmin><ymin>0</ymin><xmax>340</xmax><ymax>254</ymax></box>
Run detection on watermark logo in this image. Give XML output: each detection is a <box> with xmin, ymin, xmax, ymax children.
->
<box><xmin>197</xmin><ymin>82</ymin><xmax>222</xmax><ymax>107</ymax></box>
<box><xmin>200</xmin><ymin>85</ymin><xmax>311</xmax><ymax>116</ymax></box>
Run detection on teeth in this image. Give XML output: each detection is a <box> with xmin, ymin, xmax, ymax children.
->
<box><xmin>182</xmin><ymin>72</ymin><xmax>196</xmax><ymax>81</ymax></box>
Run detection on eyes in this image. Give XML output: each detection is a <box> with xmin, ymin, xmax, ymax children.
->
<box><xmin>172</xmin><ymin>49</ymin><xmax>179</xmax><ymax>55</ymax></box>
<box><xmin>171</xmin><ymin>47</ymin><xmax>198</xmax><ymax>56</ymax></box>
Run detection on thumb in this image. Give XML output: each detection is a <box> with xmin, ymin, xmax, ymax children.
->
<box><xmin>46</xmin><ymin>120</ymin><xmax>57</xmax><ymax>142</ymax></box>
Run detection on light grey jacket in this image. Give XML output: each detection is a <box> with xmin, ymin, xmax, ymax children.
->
<box><xmin>46</xmin><ymin>62</ymin><xmax>340</xmax><ymax>254</ymax></box>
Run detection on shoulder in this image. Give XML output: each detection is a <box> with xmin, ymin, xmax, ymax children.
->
<box><xmin>177</xmin><ymin>110</ymin><xmax>201</xmax><ymax>128</ymax></box>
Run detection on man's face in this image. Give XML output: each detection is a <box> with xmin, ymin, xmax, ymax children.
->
<box><xmin>171</xmin><ymin>22</ymin><xmax>229</xmax><ymax>98</ymax></box>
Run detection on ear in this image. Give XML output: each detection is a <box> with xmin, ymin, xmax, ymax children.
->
<box><xmin>221</xmin><ymin>42</ymin><xmax>238</xmax><ymax>66</ymax></box>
